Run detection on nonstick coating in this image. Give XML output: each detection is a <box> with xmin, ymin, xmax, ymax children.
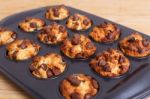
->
<box><xmin>0</xmin><ymin>6</ymin><xmax>150</xmax><ymax>99</ymax></box>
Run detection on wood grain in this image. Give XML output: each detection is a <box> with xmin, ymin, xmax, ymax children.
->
<box><xmin>0</xmin><ymin>0</ymin><xmax>150</xmax><ymax>99</ymax></box>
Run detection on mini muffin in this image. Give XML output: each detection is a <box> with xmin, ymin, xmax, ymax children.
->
<box><xmin>45</xmin><ymin>5</ymin><xmax>69</xmax><ymax>20</ymax></box>
<box><xmin>89</xmin><ymin>22</ymin><xmax>121</xmax><ymax>43</ymax></box>
<box><xmin>61</xmin><ymin>34</ymin><xmax>96</xmax><ymax>59</ymax></box>
<box><xmin>60</xmin><ymin>74</ymin><xmax>99</xmax><ymax>99</ymax></box>
<box><xmin>38</xmin><ymin>22</ymin><xmax>68</xmax><ymax>44</ymax></box>
<box><xmin>66</xmin><ymin>13</ymin><xmax>92</xmax><ymax>31</ymax></box>
<box><xmin>90</xmin><ymin>49</ymin><xmax>130</xmax><ymax>77</ymax></box>
<box><xmin>6</xmin><ymin>39</ymin><xmax>40</xmax><ymax>61</ymax></box>
<box><xmin>119</xmin><ymin>33</ymin><xmax>150</xmax><ymax>58</ymax></box>
<box><xmin>18</xmin><ymin>18</ymin><xmax>45</xmax><ymax>32</ymax></box>
<box><xmin>0</xmin><ymin>28</ymin><xmax>16</xmax><ymax>46</ymax></box>
<box><xmin>29</xmin><ymin>53</ymin><xmax>66</xmax><ymax>79</ymax></box>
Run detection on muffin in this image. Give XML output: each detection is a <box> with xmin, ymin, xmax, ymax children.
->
<box><xmin>38</xmin><ymin>22</ymin><xmax>68</xmax><ymax>44</ymax></box>
<box><xmin>6</xmin><ymin>39</ymin><xmax>40</xmax><ymax>61</ymax></box>
<box><xmin>45</xmin><ymin>5</ymin><xmax>69</xmax><ymax>20</ymax></box>
<box><xmin>29</xmin><ymin>53</ymin><xmax>66</xmax><ymax>79</ymax></box>
<box><xmin>66</xmin><ymin>13</ymin><xmax>92</xmax><ymax>31</ymax></box>
<box><xmin>89</xmin><ymin>22</ymin><xmax>121</xmax><ymax>43</ymax></box>
<box><xmin>60</xmin><ymin>74</ymin><xmax>99</xmax><ymax>99</ymax></box>
<box><xmin>0</xmin><ymin>28</ymin><xmax>16</xmax><ymax>46</ymax></box>
<box><xmin>89</xmin><ymin>49</ymin><xmax>130</xmax><ymax>77</ymax></box>
<box><xmin>18</xmin><ymin>18</ymin><xmax>45</xmax><ymax>32</ymax></box>
<box><xmin>61</xmin><ymin>34</ymin><xmax>96</xmax><ymax>59</ymax></box>
<box><xmin>119</xmin><ymin>33</ymin><xmax>150</xmax><ymax>58</ymax></box>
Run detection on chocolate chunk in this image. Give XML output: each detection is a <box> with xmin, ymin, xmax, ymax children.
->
<box><xmin>106</xmin><ymin>33</ymin><xmax>114</xmax><ymax>40</ymax></box>
<box><xmin>30</xmin><ymin>22</ymin><xmax>37</xmax><ymax>28</ymax></box>
<box><xmin>72</xmin><ymin>15</ymin><xmax>79</xmax><ymax>21</ymax></box>
<box><xmin>71</xmin><ymin>34</ymin><xmax>81</xmax><ymax>45</ymax></box>
<box><xmin>119</xmin><ymin>56</ymin><xmax>125</xmax><ymax>63</ymax></box>
<box><xmin>53</xmin><ymin>10</ymin><xmax>59</xmax><ymax>17</ymax></box>
<box><xmin>84</xmin><ymin>93</ymin><xmax>92</xmax><ymax>99</ymax></box>
<box><xmin>52</xmin><ymin>67</ymin><xmax>61</xmax><ymax>75</ymax></box>
<box><xmin>142</xmin><ymin>39</ymin><xmax>149</xmax><ymax>47</ymax></box>
<box><xmin>83</xmin><ymin>19</ymin><xmax>90</xmax><ymax>25</ymax></box>
<box><xmin>67</xmin><ymin>75</ymin><xmax>81</xmax><ymax>86</ymax></box>
<box><xmin>46</xmin><ymin>69</ymin><xmax>53</xmax><ymax>77</ymax></box>
<box><xmin>59</xmin><ymin>25</ymin><xmax>66</xmax><ymax>32</ymax></box>
<box><xmin>128</xmin><ymin>37</ymin><xmax>135</xmax><ymax>43</ymax></box>
<box><xmin>11</xmin><ymin>33</ymin><xmax>16</xmax><ymax>39</ymax></box>
<box><xmin>92</xmin><ymin>79</ymin><xmax>99</xmax><ymax>89</ymax></box>
<box><xmin>52</xmin><ymin>8</ymin><xmax>59</xmax><ymax>17</ymax></box>
<box><xmin>138</xmin><ymin>47</ymin><xmax>143</xmax><ymax>53</ymax></box>
<box><xmin>86</xmin><ymin>42</ymin><xmax>94</xmax><ymax>49</ymax></box>
<box><xmin>98</xmin><ymin>60</ymin><xmax>106</xmax><ymax>66</ymax></box>
<box><xmin>70</xmin><ymin>92</ymin><xmax>80</xmax><ymax>99</ymax></box>
<box><xmin>34</xmin><ymin>69</ymin><xmax>40</xmax><ymax>75</ymax></box>
<box><xmin>29</xmin><ymin>65</ymin><xmax>37</xmax><ymax>71</ymax></box>
<box><xmin>40</xmin><ymin>64</ymin><xmax>47</xmax><ymax>70</ymax></box>
<box><xmin>102</xmin><ymin>65</ymin><xmax>111</xmax><ymax>72</ymax></box>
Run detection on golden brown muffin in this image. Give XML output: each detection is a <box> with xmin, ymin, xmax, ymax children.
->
<box><xmin>89</xmin><ymin>22</ymin><xmax>121</xmax><ymax>43</ymax></box>
<box><xmin>38</xmin><ymin>22</ymin><xmax>68</xmax><ymax>44</ymax></box>
<box><xmin>60</xmin><ymin>34</ymin><xmax>96</xmax><ymax>59</ymax></box>
<box><xmin>66</xmin><ymin>13</ymin><xmax>92</xmax><ymax>31</ymax></box>
<box><xmin>0</xmin><ymin>28</ymin><xmax>16</xmax><ymax>46</ymax></box>
<box><xmin>89</xmin><ymin>49</ymin><xmax>130</xmax><ymax>77</ymax></box>
<box><xmin>45</xmin><ymin>5</ymin><xmax>69</xmax><ymax>20</ymax></box>
<box><xmin>18</xmin><ymin>18</ymin><xmax>45</xmax><ymax>32</ymax></box>
<box><xmin>6</xmin><ymin>39</ymin><xmax>40</xmax><ymax>61</ymax></box>
<box><xmin>60</xmin><ymin>74</ymin><xmax>99</xmax><ymax>99</ymax></box>
<box><xmin>29</xmin><ymin>53</ymin><xmax>67</xmax><ymax>79</ymax></box>
<box><xmin>119</xmin><ymin>33</ymin><xmax>150</xmax><ymax>58</ymax></box>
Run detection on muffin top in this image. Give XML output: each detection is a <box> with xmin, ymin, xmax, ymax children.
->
<box><xmin>119</xmin><ymin>33</ymin><xmax>150</xmax><ymax>58</ymax></box>
<box><xmin>66</xmin><ymin>13</ymin><xmax>92</xmax><ymax>31</ymax></box>
<box><xmin>0</xmin><ymin>28</ymin><xmax>16</xmax><ymax>46</ymax></box>
<box><xmin>89</xmin><ymin>22</ymin><xmax>121</xmax><ymax>43</ymax></box>
<box><xmin>38</xmin><ymin>22</ymin><xmax>68</xmax><ymax>44</ymax></box>
<box><xmin>6</xmin><ymin>39</ymin><xmax>40</xmax><ymax>61</ymax></box>
<box><xmin>60</xmin><ymin>74</ymin><xmax>99</xmax><ymax>99</ymax></box>
<box><xmin>90</xmin><ymin>49</ymin><xmax>130</xmax><ymax>77</ymax></box>
<box><xmin>18</xmin><ymin>18</ymin><xmax>45</xmax><ymax>32</ymax></box>
<box><xmin>29</xmin><ymin>53</ymin><xmax>67</xmax><ymax>79</ymax></box>
<box><xmin>61</xmin><ymin>34</ymin><xmax>96</xmax><ymax>59</ymax></box>
<box><xmin>45</xmin><ymin>5</ymin><xmax>69</xmax><ymax>20</ymax></box>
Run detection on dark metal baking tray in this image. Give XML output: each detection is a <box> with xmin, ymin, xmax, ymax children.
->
<box><xmin>0</xmin><ymin>5</ymin><xmax>150</xmax><ymax>99</ymax></box>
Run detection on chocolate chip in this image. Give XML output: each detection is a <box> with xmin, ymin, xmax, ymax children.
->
<box><xmin>138</xmin><ymin>47</ymin><xmax>143</xmax><ymax>53</ymax></box>
<box><xmin>128</xmin><ymin>37</ymin><xmax>135</xmax><ymax>43</ymax></box>
<box><xmin>119</xmin><ymin>56</ymin><xmax>125</xmax><ymax>63</ymax></box>
<box><xmin>30</xmin><ymin>22</ymin><xmax>37</xmax><ymax>28</ymax></box>
<box><xmin>12</xmin><ymin>51</ymin><xmax>18</xmax><ymax>59</ymax></box>
<box><xmin>44</xmin><ymin>36</ymin><xmax>50</xmax><ymax>42</ymax></box>
<box><xmin>106</xmin><ymin>33</ymin><xmax>114</xmax><ymax>40</ymax></box>
<box><xmin>67</xmin><ymin>75</ymin><xmax>81</xmax><ymax>86</ymax></box>
<box><xmin>52</xmin><ymin>67</ymin><xmax>61</xmax><ymax>75</ymax></box>
<box><xmin>142</xmin><ymin>39</ymin><xmax>149</xmax><ymax>47</ymax></box>
<box><xmin>70</xmin><ymin>92</ymin><xmax>80</xmax><ymax>99</ymax></box>
<box><xmin>84</xmin><ymin>93</ymin><xmax>92</xmax><ymax>99</ymax></box>
<box><xmin>71</xmin><ymin>34</ymin><xmax>81</xmax><ymax>45</ymax></box>
<box><xmin>86</xmin><ymin>42</ymin><xmax>94</xmax><ymax>49</ymax></box>
<box><xmin>98</xmin><ymin>60</ymin><xmax>106</xmax><ymax>66</ymax></box>
<box><xmin>102</xmin><ymin>65</ymin><xmax>111</xmax><ymax>72</ymax></box>
<box><xmin>40</xmin><ymin>64</ymin><xmax>47</xmax><ymax>70</ymax></box>
<box><xmin>29</xmin><ymin>65</ymin><xmax>36</xmax><ymax>71</ymax></box>
<box><xmin>59</xmin><ymin>25</ymin><xmax>66</xmax><ymax>32</ymax></box>
<box><xmin>11</xmin><ymin>33</ymin><xmax>16</xmax><ymax>39</ymax></box>
<box><xmin>18</xmin><ymin>43</ymin><xmax>27</xmax><ymax>49</ymax></box>
<box><xmin>46</xmin><ymin>69</ymin><xmax>53</xmax><ymax>77</ymax></box>
<box><xmin>83</xmin><ymin>19</ymin><xmax>90</xmax><ymax>25</ymax></box>
<box><xmin>72</xmin><ymin>15</ymin><xmax>79</xmax><ymax>21</ymax></box>
<box><xmin>92</xmin><ymin>79</ymin><xmax>99</xmax><ymax>89</ymax></box>
<box><xmin>53</xmin><ymin>11</ymin><xmax>59</xmax><ymax>17</ymax></box>
<box><xmin>34</xmin><ymin>69</ymin><xmax>40</xmax><ymax>75</ymax></box>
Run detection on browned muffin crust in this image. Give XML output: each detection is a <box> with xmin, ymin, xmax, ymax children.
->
<box><xmin>38</xmin><ymin>22</ymin><xmax>68</xmax><ymax>44</ymax></box>
<box><xmin>18</xmin><ymin>18</ymin><xmax>45</xmax><ymax>32</ymax></box>
<box><xmin>0</xmin><ymin>28</ymin><xmax>16</xmax><ymax>46</ymax></box>
<box><xmin>45</xmin><ymin>5</ymin><xmax>69</xmax><ymax>20</ymax></box>
<box><xmin>6</xmin><ymin>39</ymin><xmax>40</xmax><ymax>61</ymax></box>
<box><xmin>60</xmin><ymin>74</ymin><xmax>99</xmax><ymax>99</ymax></box>
<box><xmin>89</xmin><ymin>22</ymin><xmax>121</xmax><ymax>43</ymax></box>
<box><xmin>61</xmin><ymin>34</ymin><xmax>96</xmax><ymax>59</ymax></box>
<box><xmin>66</xmin><ymin>13</ymin><xmax>92</xmax><ymax>31</ymax></box>
<box><xmin>90</xmin><ymin>49</ymin><xmax>130</xmax><ymax>77</ymax></box>
<box><xmin>29</xmin><ymin>53</ymin><xmax>66</xmax><ymax>79</ymax></box>
<box><xmin>119</xmin><ymin>33</ymin><xmax>150</xmax><ymax>58</ymax></box>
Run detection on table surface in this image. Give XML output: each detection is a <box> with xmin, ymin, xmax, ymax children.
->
<box><xmin>0</xmin><ymin>0</ymin><xmax>150</xmax><ymax>99</ymax></box>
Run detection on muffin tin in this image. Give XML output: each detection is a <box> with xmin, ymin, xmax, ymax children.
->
<box><xmin>0</xmin><ymin>5</ymin><xmax>150</xmax><ymax>99</ymax></box>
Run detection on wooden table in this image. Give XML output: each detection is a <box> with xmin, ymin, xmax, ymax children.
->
<box><xmin>0</xmin><ymin>0</ymin><xmax>150</xmax><ymax>99</ymax></box>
